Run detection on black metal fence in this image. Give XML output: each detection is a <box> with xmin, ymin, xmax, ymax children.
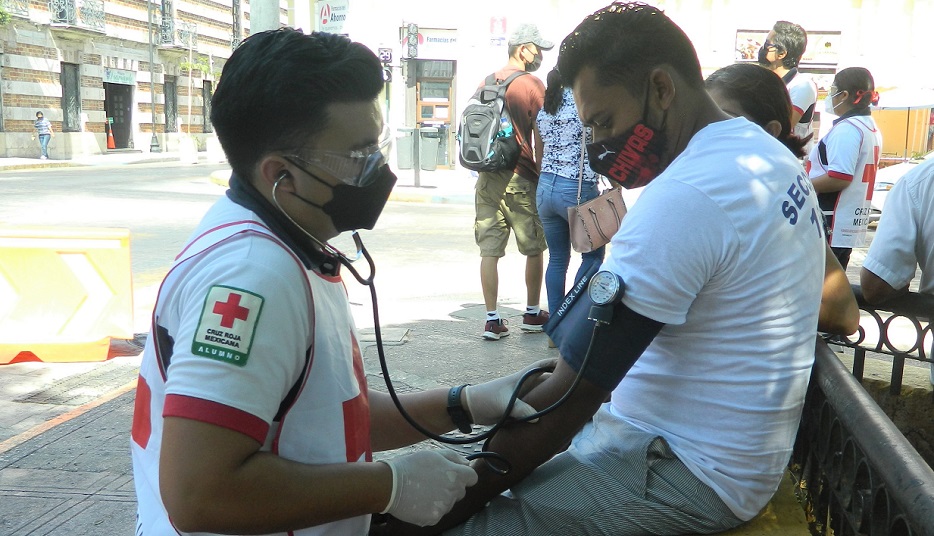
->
<box><xmin>790</xmin><ymin>288</ymin><xmax>934</xmax><ymax>535</ymax></box>
<box><xmin>836</xmin><ymin>286</ymin><xmax>933</xmax><ymax>394</ymax></box>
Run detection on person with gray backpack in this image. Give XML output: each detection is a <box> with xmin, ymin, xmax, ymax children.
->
<box><xmin>468</xmin><ymin>23</ymin><xmax>553</xmax><ymax>342</ymax></box>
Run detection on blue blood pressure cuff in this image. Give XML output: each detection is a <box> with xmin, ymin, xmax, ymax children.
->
<box><xmin>543</xmin><ymin>271</ymin><xmax>664</xmax><ymax>392</ymax></box>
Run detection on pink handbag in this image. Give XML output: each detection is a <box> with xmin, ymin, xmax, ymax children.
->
<box><xmin>567</xmin><ymin>134</ymin><xmax>626</xmax><ymax>253</ymax></box>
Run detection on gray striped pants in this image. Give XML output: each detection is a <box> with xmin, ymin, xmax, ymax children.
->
<box><xmin>445</xmin><ymin>411</ymin><xmax>743</xmax><ymax>536</ymax></box>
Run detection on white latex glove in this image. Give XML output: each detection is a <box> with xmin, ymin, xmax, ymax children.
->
<box><xmin>380</xmin><ymin>450</ymin><xmax>477</xmax><ymax>527</ymax></box>
<box><xmin>463</xmin><ymin>358</ymin><xmax>556</xmax><ymax>425</ymax></box>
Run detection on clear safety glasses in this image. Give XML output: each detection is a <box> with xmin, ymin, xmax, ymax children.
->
<box><xmin>287</xmin><ymin>125</ymin><xmax>393</xmax><ymax>187</ymax></box>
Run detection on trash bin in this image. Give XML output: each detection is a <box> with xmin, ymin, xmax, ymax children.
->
<box><xmin>419</xmin><ymin>127</ymin><xmax>440</xmax><ymax>171</ymax></box>
<box><xmin>396</xmin><ymin>127</ymin><xmax>415</xmax><ymax>170</ymax></box>
<box><xmin>437</xmin><ymin>124</ymin><xmax>450</xmax><ymax>166</ymax></box>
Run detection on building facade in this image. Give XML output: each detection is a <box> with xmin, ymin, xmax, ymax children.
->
<box><xmin>0</xmin><ymin>0</ymin><xmax>260</xmax><ymax>158</ymax></box>
<box><xmin>2</xmin><ymin>0</ymin><xmax>931</xmax><ymax>162</ymax></box>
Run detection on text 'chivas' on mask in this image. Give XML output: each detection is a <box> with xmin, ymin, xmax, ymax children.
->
<box><xmin>586</xmin><ymin>122</ymin><xmax>666</xmax><ymax>189</ymax></box>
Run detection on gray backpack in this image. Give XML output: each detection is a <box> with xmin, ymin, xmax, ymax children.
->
<box><xmin>457</xmin><ymin>71</ymin><xmax>528</xmax><ymax>172</ymax></box>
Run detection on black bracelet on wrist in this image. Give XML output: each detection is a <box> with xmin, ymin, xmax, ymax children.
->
<box><xmin>446</xmin><ymin>384</ymin><xmax>472</xmax><ymax>433</ymax></box>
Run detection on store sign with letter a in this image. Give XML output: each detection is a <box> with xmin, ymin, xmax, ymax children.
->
<box><xmin>315</xmin><ymin>0</ymin><xmax>350</xmax><ymax>33</ymax></box>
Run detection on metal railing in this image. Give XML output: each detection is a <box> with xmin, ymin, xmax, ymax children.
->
<box><xmin>832</xmin><ymin>285</ymin><xmax>934</xmax><ymax>394</ymax></box>
<box><xmin>1</xmin><ymin>0</ymin><xmax>29</xmax><ymax>17</ymax></box>
<box><xmin>791</xmin><ymin>340</ymin><xmax>934</xmax><ymax>535</ymax></box>
<box><xmin>49</xmin><ymin>0</ymin><xmax>104</xmax><ymax>32</ymax></box>
<box><xmin>159</xmin><ymin>16</ymin><xmax>196</xmax><ymax>49</ymax></box>
<box><xmin>790</xmin><ymin>287</ymin><xmax>934</xmax><ymax>534</ymax></box>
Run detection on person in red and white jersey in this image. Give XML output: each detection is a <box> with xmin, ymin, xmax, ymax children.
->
<box><xmin>807</xmin><ymin>66</ymin><xmax>882</xmax><ymax>269</ymax></box>
<box><xmin>130</xmin><ymin>29</ymin><xmax>547</xmax><ymax>536</ymax></box>
<box><xmin>758</xmin><ymin>20</ymin><xmax>818</xmax><ymax>154</ymax></box>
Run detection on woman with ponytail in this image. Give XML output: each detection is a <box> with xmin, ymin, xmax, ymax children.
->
<box><xmin>807</xmin><ymin>66</ymin><xmax>882</xmax><ymax>269</ymax></box>
<box><xmin>532</xmin><ymin>68</ymin><xmax>605</xmax><ymax>331</ymax></box>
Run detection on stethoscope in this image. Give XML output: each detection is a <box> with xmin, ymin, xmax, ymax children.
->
<box><xmin>273</xmin><ymin>175</ymin><xmax>598</xmax><ymax>474</ymax></box>
<box><xmin>335</xmin><ymin>231</ymin><xmax>606</xmax><ymax>475</ymax></box>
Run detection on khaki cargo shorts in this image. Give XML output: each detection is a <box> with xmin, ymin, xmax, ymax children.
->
<box><xmin>475</xmin><ymin>169</ymin><xmax>546</xmax><ymax>258</ymax></box>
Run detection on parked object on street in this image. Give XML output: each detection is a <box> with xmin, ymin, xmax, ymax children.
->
<box><xmin>0</xmin><ymin>227</ymin><xmax>133</xmax><ymax>364</ymax></box>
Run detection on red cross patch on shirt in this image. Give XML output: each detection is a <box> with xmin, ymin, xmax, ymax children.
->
<box><xmin>191</xmin><ymin>285</ymin><xmax>265</xmax><ymax>366</ymax></box>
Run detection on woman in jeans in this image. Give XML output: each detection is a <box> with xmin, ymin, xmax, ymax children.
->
<box><xmin>533</xmin><ymin>68</ymin><xmax>605</xmax><ymax>320</ymax></box>
<box><xmin>32</xmin><ymin>110</ymin><xmax>54</xmax><ymax>160</ymax></box>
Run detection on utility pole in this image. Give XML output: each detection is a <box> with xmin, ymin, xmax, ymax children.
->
<box><xmin>147</xmin><ymin>0</ymin><xmax>161</xmax><ymax>152</ymax></box>
<box><xmin>251</xmin><ymin>0</ymin><xmax>279</xmax><ymax>33</ymax></box>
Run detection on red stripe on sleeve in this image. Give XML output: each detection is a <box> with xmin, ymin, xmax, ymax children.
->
<box><xmin>164</xmin><ymin>394</ymin><xmax>269</xmax><ymax>444</ymax></box>
<box><xmin>828</xmin><ymin>170</ymin><xmax>853</xmax><ymax>182</ymax></box>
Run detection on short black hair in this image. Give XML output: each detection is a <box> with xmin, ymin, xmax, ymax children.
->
<box><xmin>210</xmin><ymin>29</ymin><xmax>384</xmax><ymax>179</ymax></box>
<box><xmin>705</xmin><ymin>63</ymin><xmax>809</xmax><ymax>158</ymax></box>
<box><xmin>834</xmin><ymin>67</ymin><xmax>877</xmax><ymax>110</ymax></box>
<box><xmin>557</xmin><ymin>2</ymin><xmax>703</xmax><ymax>97</ymax></box>
<box><xmin>771</xmin><ymin>21</ymin><xmax>807</xmax><ymax>69</ymax></box>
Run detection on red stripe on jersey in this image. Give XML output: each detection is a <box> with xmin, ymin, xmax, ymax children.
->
<box><xmin>164</xmin><ymin>394</ymin><xmax>269</xmax><ymax>444</ymax></box>
<box><xmin>343</xmin><ymin>332</ymin><xmax>372</xmax><ymax>462</ymax></box>
<box><xmin>132</xmin><ymin>374</ymin><xmax>152</xmax><ymax>448</ymax></box>
<box><xmin>791</xmin><ymin>104</ymin><xmax>804</xmax><ymax>116</ymax></box>
<box><xmin>828</xmin><ymin>170</ymin><xmax>853</xmax><ymax>182</ymax></box>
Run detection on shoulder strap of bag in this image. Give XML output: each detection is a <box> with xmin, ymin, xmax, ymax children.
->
<box><xmin>576</xmin><ymin>127</ymin><xmax>585</xmax><ymax>206</ymax></box>
<box><xmin>491</xmin><ymin>70</ymin><xmax>529</xmax><ymax>124</ymax></box>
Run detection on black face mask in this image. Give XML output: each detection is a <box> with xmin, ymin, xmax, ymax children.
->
<box><xmin>288</xmin><ymin>163</ymin><xmax>398</xmax><ymax>232</ymax></box>
<box><xmin>757</xmin><ymin>45</ymin><xmax>770</xmax><ymax>65</ymax></box>
<box><xmin>524</xmin><ymin>47</ymin><xmax>543</xmax><ymax>72</ymax></box>
<box><xmin>585</xmin><ymin>86</ymin><xmax>668</xmax><ymax>189</ymax></box>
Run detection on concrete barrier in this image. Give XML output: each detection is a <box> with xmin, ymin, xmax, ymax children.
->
<box><xmin>0</xmin><ymin>227</ymin><xmax>134</xmax><ymax>364</ymax></box>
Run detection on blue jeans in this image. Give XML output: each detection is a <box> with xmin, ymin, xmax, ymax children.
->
<box><xmin>38</xmin><ymin>134</ymin><xmax>50</xmax><ymax>158</ymax></box>
<box><xmin>536</xmin><ymin>172</ymin><xmax>605</xmax><ymax>314</ymax></box>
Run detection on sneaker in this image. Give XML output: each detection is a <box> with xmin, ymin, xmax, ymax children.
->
<box><xmin>482</xmin><ymin>318</ymin><xmax>509</xmax><ymax>340</ymax></box>
<box><xmin>521</xmin><ymin>310</ymin><xmax>550</xmax><ymax>332</ymax></box>
<box><xmin>39</xmin><ymin>155</ymin><xmax>47</xmax><ymax>160</ymax></box>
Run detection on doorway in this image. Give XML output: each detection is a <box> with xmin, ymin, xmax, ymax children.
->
<box><xmin>414</xmin><ymin>60</ymin><xmax>455</xmax><ymax>169</ymax></box>
<box><xmin>103</xmin><ymin>82</ymin><xmax>134</xmax><ymax>149</ymax></box>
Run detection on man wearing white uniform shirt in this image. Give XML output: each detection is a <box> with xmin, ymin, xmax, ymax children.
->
<box><xmin>385</xmin><ymin>4</ymin><xmax>826</xmax><ymax>534</ymax></box>
<box><xmin>861</xmin><ymin>157</ymin><xmax>934</xmax><ymax>384</ymax></box>
<box><xmin>130</xmin><ymin>29</ymin><xmax>548</xmax><ymax>536</ymax></box>
<box><xmin>759</xmin><ymin>20</ymin><xmax>818</xmax><ymax>154</ymax></box>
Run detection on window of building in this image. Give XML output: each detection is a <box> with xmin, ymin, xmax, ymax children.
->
<box><xmin>60</xmin><ymin>63</ymin><xmax>81</xmax><ymax>132</ymax></box>
<box><xmin>165</xmin><ymin>76</ymin><xmax>178</xmax><ymax>132</ymax></box>
<box><xmin>202</xmin><ymin>80</ymin><xmax>213</xmax><ymax>133</ymax></box>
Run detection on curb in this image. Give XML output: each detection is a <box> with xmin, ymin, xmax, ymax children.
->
<box><xmin>209</xmin><ymin>169</ymin><xmax>232</xmax><ymax>187</ymax></box>
<box><xmin>0</xmin><ymin>154</ymin><xmax>216</xmax><ymax>173</ymax></box>
<box><xmin>0</xmin><ymin>161</ymin><xmax>82</xmax><ymax>172</ymax></box>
